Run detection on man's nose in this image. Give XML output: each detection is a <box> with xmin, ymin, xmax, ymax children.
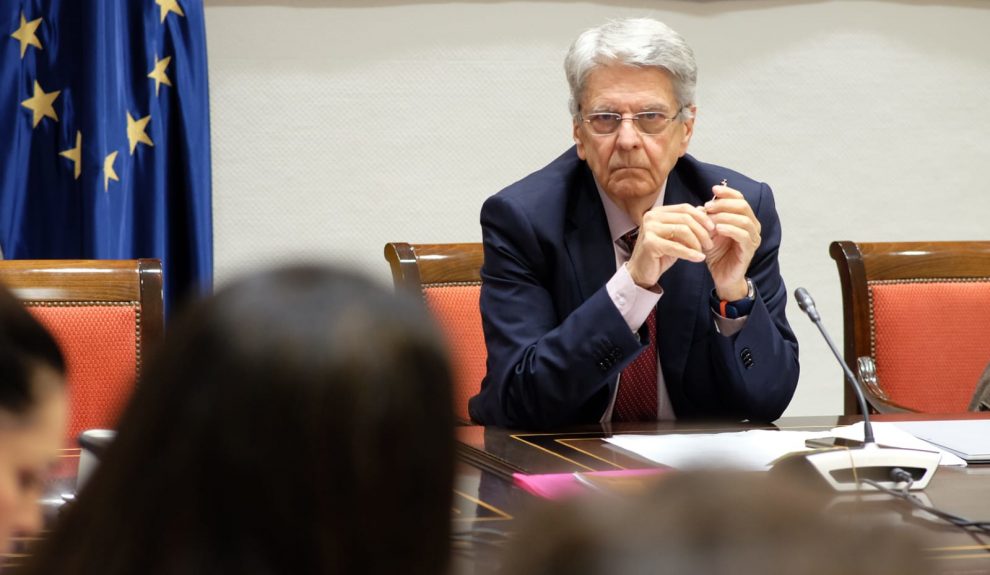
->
<box><xmin>614</xmin><ymin>118</ymin><xmax>642</xmax><ymax>149</ymax></box>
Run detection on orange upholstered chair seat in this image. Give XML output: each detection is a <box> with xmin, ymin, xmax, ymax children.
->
<box><xmin>27</xmin><ymin>304</ymin><xmax>141</xmax><ymax>441</ymax></box>
<box><xmin>422</xmin><ymin>284</ymin><xmax>487</xmax><ymax>422</ymax></box>
<box><xmin>870</xmin><ymin>280</ymin><xmax>990</xmax><ymax>413</ymax></box>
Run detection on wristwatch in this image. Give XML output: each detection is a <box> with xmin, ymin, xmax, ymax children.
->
<box><xmin>711</xmin><ymin>278</ymin><xmax>756</xmax><ymax>319</ymax></box>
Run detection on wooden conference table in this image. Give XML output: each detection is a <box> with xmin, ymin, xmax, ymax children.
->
<box><xmin>452</xmin><ymin>413</ymin><xmax>990</xmax><ymax>574</ymax></box>
<box><xmin>8</xmin><ymin>415</ymin><xmax>990</xmax><ymax>573</ymax></box>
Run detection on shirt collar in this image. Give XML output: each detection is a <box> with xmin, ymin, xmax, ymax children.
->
<box><xmin>594</xmin><ymin>179</ymin><xmax>668</xmax><ymax>244</ymax></box>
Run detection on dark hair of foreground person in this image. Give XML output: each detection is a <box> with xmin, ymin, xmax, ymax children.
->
<box><xmin>23</xmin><ymin>265</ymin><xmax>455</xmax><ymax>575</ymax></box>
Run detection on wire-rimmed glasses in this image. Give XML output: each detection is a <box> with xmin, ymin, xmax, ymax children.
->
<box><xmin>581</xmin><ymin>109</ymin><xmax>686</xmax><ymax>136</ymax></box>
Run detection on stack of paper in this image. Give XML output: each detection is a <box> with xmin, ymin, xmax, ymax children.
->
<box><xmin>604</xmin><ymin>422</ymin><xmax>966</xmax><ymax>471</ymax></box>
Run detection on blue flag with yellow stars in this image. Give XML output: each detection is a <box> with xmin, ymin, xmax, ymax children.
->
<box><xmin>0</xmin><ymin>0</ymin><xmax>212</xmax><ymax>313</ymax></box>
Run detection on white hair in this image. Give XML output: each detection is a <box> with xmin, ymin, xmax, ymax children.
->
<box><xmin>564</xmin><ymin>18</ymin><xmax>697</xmax><ymax>120</ymax></box>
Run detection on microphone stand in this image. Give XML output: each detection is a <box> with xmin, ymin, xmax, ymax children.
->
<box><xmin>772</xmin><ymin>288</ymin><xmax>940</xmax><ymax>492</ymax></box>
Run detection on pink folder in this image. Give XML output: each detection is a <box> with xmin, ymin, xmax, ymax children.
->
<box><xmin>513</xmin><ymin>468</ymin><xmax>669</xmax><ymax>500</ymax></box>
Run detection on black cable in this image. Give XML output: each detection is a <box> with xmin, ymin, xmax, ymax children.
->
<box><xmin>889</xmin><ymin>467</ymin><xmax>913</xmax><ymax>484</ymax></box>
<box><xmin>861</xmin><ymin>473</ymin><xmax>990</xmax><ymax>535</ymax></box>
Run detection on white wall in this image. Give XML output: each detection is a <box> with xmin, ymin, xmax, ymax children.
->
<box><xmin>204</xmin><ymin>0</ymin><xmax>990</xmax><ymax>418</ymax></box>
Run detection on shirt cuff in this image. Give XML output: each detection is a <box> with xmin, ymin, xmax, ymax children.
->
<box><xmin>606</xmin><ymin>264</ymin><xmax>662</xmax><ymax>333</ymax></box>
<box><xmin>713</xmin><ymin>314</ymin><xmax>747</xmax><ymax>337</ymax></box>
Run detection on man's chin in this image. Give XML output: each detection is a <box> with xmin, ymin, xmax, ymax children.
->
<box><xmin>604</xmin><ymin>182</ymin><xmax>657</xmax><ymax>202</ymax></box>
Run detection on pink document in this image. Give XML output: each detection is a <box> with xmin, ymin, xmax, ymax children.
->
<box><xmin>513</xmin><ymin>468</ymin><xmax>669</xmax><ymax>500</ymax></box>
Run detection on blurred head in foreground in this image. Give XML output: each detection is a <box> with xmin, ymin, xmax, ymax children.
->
<box><xmin>0</xmin><ymin>286</ymin><xmax>67</xmax><ymax>550</ymax></box>
<box><xmin>502</xmin><ymin>470</ymin><xmax>932</xmax><ymax>575</ymax></box>
<box><xmin>26</xmin><ymin>265</ymin><xmax>455</xmax><ymax>575</ymax></box>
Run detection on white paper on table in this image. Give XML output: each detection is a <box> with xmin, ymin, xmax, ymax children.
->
<box><xmin>605</xmin><ymin>422</ymin><xmax>966</xmax><ymax>471</ymax></box>
<box><xmin>829</xmin><ymin>421</ymin><xmax>965</xmax><ymax>466</ymax></box>
<box><xmin>604</xmin><ymin>429</ymin><xmax>833</xmax><ymax>471</ymax></box>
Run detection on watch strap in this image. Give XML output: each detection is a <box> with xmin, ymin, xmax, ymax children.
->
<box><xmin>711</xmin><ymin>278</ymin><xmax>756</xmax><ymax>319</ymax></box>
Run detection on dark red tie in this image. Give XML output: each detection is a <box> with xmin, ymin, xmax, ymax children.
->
<box><xmin>614</xmin><ymin>229</ymin><xmax>659</xmax><ymax>421</ymax></box>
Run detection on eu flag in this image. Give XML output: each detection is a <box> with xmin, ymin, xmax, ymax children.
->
<box><xmin>0</xmin><ymin>0</ymin><xmax>212</xmax><ymax>313</ymax></box>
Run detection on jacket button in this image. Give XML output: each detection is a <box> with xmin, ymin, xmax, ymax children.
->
<box><xmin>740</xmin><ymin>347</ymin><xmax>754</xmax><ymax>369</ymax></box>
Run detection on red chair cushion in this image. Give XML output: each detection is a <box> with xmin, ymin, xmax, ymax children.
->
<box><xmin>27</xmin><ymin>304</ymin><xmax>139</xmax><ymax>441</ymax></box>
<box><xmin>423</xmin><ymin>284</ymin><xmax>486</xmax><ymax>422</ymax></box>
<box><xmin>870</xmin><ymin>281</ymin><xmax>990</xmax><ymax>412</ymax></box>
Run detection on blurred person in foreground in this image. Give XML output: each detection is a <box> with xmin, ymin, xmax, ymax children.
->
<box><xmin>470</xmin><ymin>18</ymin><xmax>799</xmax><ymax>428</ymax></box>
<box><xmin>0</xmin><ymin>286</ymin><xmax>67</xmax><ymax>552</ymax></box>
<box><xmin>23</xmin><ymin>265</ymin><xmax>455</xmax><ymax>575</ymax></box>
<box><xmin>502</xmin><ymin>471</ymin><xmax>933</xmax><ymax>575</ymax></box>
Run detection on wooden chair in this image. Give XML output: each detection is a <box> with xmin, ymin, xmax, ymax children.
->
<box><xmin>829</xmin><ymin>241</ymin><xmax>990</xmax><ymax>415</ymax></box>
<box><xmin>0</xmin><ymin>260</ymin><xmax>163</xmax><ymax>440</ymax></box>
<box><xmin>384</xmin><ymin>243</ymin><xmax>484</xmax><ymax>423</ymax></box>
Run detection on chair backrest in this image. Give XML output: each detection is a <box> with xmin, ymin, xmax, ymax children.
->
<box><xmin>0</xmin><ymin>259</ymin><xmax>163</xmax><ymax>440</ymax></box>
<box><xmin>829</xmin><ymin>241</ymin><xmax>990</xmax><ymax>415</ymax></box>
<box><xmin>384</xmin><ymin>243</ymin><xmax>484</xmax><ymax>423</ymax></box>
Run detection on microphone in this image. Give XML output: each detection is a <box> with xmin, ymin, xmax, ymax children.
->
<box><xmin>794</xmin><ymin>287</ymin><xmax>874</xmax><ymax>444</ymax></box>
<box><xmin>771</xmin><ymin>288</ymin><xmax>940</xmax><ymax>492</ymax></box>
<box><xmin>793</xmin><ymin>287</ymin><xmax>820</xmax><ymax>321</ymax></box>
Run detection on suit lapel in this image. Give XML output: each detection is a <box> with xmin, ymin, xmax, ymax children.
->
<box><xmin>564</xmin><ymin>165</ymin><xmax>614</xmax><ymax>302</ymax></box>
<box><xmin>657</xmin><ymin>166</ymin><xmax>708</xmax><ymax>383</ymax></box>
<box><xmin>561</xmin><ymin>158</ymin><xmax>710</xmax><ymax>385</ymax></box>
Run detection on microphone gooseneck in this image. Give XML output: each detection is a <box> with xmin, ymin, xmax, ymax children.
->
<box><xmin>793</xmin><ymin>287</ymin><xmax>875</xmax><ymax>445</ymax></box>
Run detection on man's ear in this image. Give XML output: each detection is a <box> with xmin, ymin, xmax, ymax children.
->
<box><xmin>573</xmin><ymin>120</ymin><xmax>586</xmax><ymax>160</ymax></box>
<box><xmin>677</xmin><ymin>106</ymin><xmax>697</xmax><ymax>157</ymax></box>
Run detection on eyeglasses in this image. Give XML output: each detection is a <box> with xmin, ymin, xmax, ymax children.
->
<box><xmin>581</xmin><ymin>109</ymin><xmax>686</xmax><ymax>136</ymax></box>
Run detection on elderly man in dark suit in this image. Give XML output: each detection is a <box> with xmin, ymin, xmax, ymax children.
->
<box><xmin>469</xmin><ymin>18</ymin><xmax>799</xmax><ymax>429</ymax></box>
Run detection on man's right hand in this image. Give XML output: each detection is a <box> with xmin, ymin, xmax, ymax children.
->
<box><xmin>626</xmin><ymin>204</ymin><xmax>715</xmax><ymax>289</ymax></box>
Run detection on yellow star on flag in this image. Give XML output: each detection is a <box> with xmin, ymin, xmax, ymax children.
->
<box><xmin>21</xmin><ymin>81</ymin><xmax>60</xmax><ymax>128</ymax></box>
<box><xmin>155</xmin><ymin>0</ymin><xmax>185</xmax><ymax>23</ymax></box>
<box><xmin>60</xmin><ymin>131</ymin><xmax>83</xmax><ymax>180</ymax></box>
<box><xmin>147</xmin><ymin>55</ymin><xmax>173</xmax><ymax>96</ymax></box>
<box><xmin>104</xmin><ymin>151</ymin><xmax>120</xmax><ymax>192</ymax></box>
<box><xmin>126</xmin><ymin>112</ymin><xmax>154</xmax><ymax>154</ymax></box>
<box><xmin>10</xmin><ymin>12</ymin><xmax>43</xmax><ymax>59</ymax></box>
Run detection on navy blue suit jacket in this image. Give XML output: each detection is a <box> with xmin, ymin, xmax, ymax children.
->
<box><xmin>468</xmin><ymin>148</ymin><xmax>799</xmax><ymax>429</ymax></box>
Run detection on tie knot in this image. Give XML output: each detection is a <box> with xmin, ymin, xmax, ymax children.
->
<box><xmin>619</xmin><ymin>228</ymin><xmax>640</xmax><ymax>253</ymax></box>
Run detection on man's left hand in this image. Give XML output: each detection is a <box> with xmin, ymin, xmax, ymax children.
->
<box><xmin>703</xmin><ymin>184</ymin><xmax>761</xmax><ymax>301</ymax></box>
